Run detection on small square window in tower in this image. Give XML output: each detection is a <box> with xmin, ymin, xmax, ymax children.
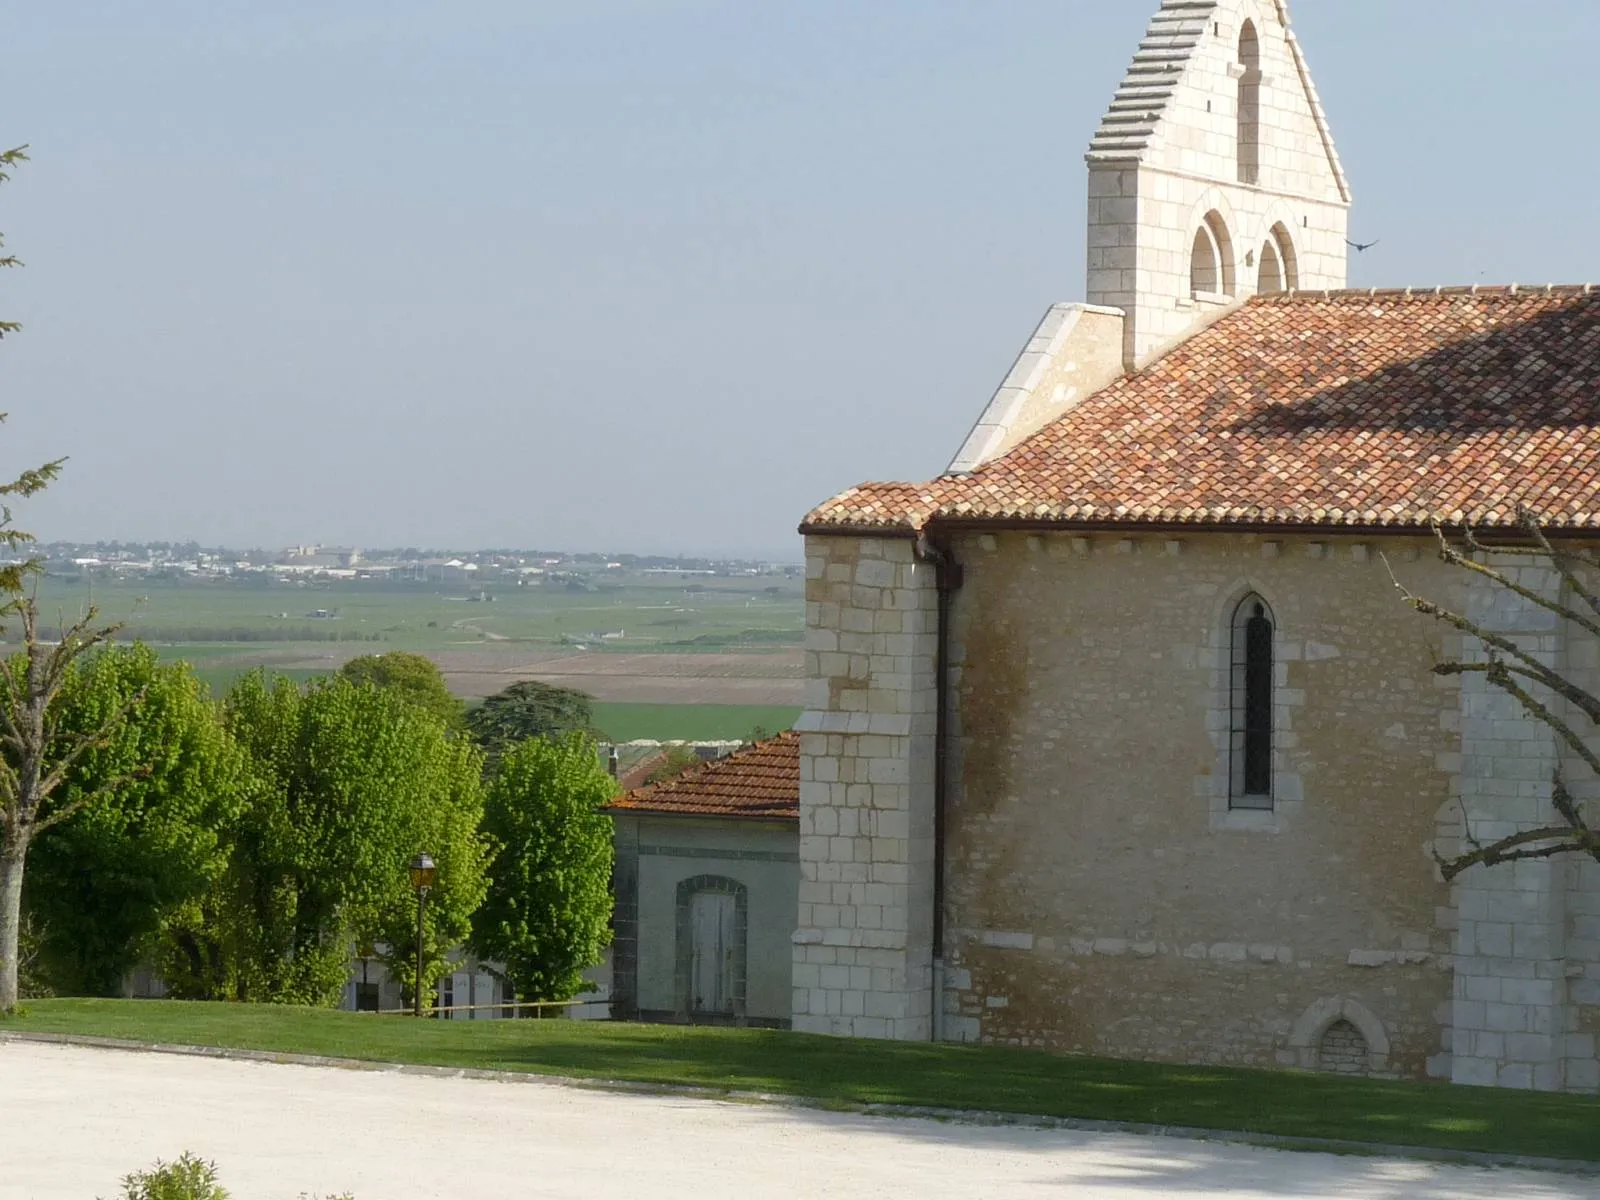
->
<box><xmin>1230</xmin><ymin>595</ymin><xmax>1274</xmax><ymax>808</ymax></box>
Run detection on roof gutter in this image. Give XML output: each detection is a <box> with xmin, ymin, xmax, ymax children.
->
<box><xmin>802</xmin><ymin>517</ymin><xmax>1600</xmax><ymax>542</ymax></box>
<box><xmin>914</xmin><ymin>529</ymin><xmax>963</xmax><ymax>1044</ymax></box>
<box><xmin>601</xmin><ymin>807</ymin><xmax>798</xmax><ymax>824</ymax></box>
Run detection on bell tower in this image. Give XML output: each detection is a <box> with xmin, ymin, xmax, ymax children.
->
<box><xmin>1086</xmin><ymin>0</ymin><xmax>1351</xmax><ymax>366</ymax></box>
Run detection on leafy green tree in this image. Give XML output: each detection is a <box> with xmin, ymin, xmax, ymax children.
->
<box><xmin>23</xmin><ymin>646</ymin><xmax>247</xmax><ymax>995</ymax></box>
<box><xmin>467</xmin><ymin>680</ymin><xmax>594</xmax><ymax>759</ymax></box>
<box><xmin>644</xmin><ymin>746</ymin><xmax>700</xmax><ymax>785</ymax></box>
<box><xmin>337</xmin><ymin>651</ymin><xmax>463</xmax><ymax>731</ymax></box>
<box><xmin>472</xmin><ymin>735</ymin><xmax>615</xmax><ymax>1002</ymax></box>
<box><xmin>0</xmin><ymin>596</ymin><xmax>139</xmax><ymax>1013</ymax></box>
<box><xmin>161</xmin><ymin>673</ymin><xmax>489</xmax><ymax>1006</ymax></box>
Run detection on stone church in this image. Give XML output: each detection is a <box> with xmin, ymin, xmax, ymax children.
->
<box><xmin>793</xmin><ymin>0</ymin><xmax>1600</xmax><ymax>1093</ymax></box>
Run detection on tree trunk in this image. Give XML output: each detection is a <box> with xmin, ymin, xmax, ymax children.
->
<box><xmin>0</xmin><ymin>832</ymin><xmax>29</xmax><ymax>1013</ymax></box>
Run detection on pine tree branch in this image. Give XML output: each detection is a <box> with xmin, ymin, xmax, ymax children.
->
<box><xmin>0</xmin><ymin>459</ymin><xmax>64</xmax><ymax>498</ymax></box>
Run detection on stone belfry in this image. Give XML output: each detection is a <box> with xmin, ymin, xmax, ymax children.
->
<box><xmin>1087</xmin><ymin>0</ymin><xmax>1351</xmax><ymax>366</ymax></box>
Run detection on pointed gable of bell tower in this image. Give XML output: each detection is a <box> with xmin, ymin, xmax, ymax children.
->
<box><xmin>1087</xmin><ymin>0</ymin><xmax>1351</xmax><ymax>366</ymax></box>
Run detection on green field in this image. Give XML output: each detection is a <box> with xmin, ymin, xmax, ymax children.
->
<box><xmin>7</xmin><ymin>1000</ymin><xmax>1599</xmax><ymax>1163</ymax></box>
<box><xmin>591</xmin><ymin>703</ymin><xmax>799</xmax><ymax>742</ymax></box>
<box><xmin>23</xmin><ymin>573</ymin><xmax>805</xmax><ymax>717</ymax></box>
<box><xmin>28</xmin><ymin>573</ymin><xmax>803</xmax><ymax>656</ymax></box>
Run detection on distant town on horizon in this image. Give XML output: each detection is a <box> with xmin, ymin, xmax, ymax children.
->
<box><xmin>22</xmin><ymin>540</ymin><xmax>803</xmax><ymax>582</ymax></box>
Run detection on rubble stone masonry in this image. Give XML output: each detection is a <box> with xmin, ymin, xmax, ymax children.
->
<box><xmin>797</xmin><ymin>529</ymin><xmax>1600</xmax><ymax>1093</ymax></box>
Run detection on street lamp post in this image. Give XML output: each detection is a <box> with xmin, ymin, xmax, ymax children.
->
<box><xmin>408</xmin><ymin>853</ymin><xmax>436</xmax><ymax>1018</ymax></box>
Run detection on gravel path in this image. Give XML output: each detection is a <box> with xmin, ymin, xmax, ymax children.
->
<box><xmin>1</xmin><ymin>1042</ymin><xmax>1591</xmax><ymax>1200</ymax></box>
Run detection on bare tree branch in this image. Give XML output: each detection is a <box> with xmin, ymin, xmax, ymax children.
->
<box><xmin>1389</xmin><ymin>573</ymin><xmax>1600</xmax><ymax>727</ymax></box>
<box><xmin>1392</xmin><ymin>514</ymin><xmax>1600</xmax><ymax>881</ymax></box>
<box><xmin>1481</xmin><ymin>661</ymin><xmax>1600</xmax><ymax>805</ymax></box>
<box><xmin>1436</xmin><ymin>827</ymin><xmax>1600</xmax><ymax>881</ymax></box>
<box><xmin>1515</xmin><ymin>509</ymin><xmax>1600</xmax><ymax>623</ymax></box>
<box><xmin>1435</xmin><ymin>534</ymin><xmax>1600</xmax><ymax>647</ymax></box>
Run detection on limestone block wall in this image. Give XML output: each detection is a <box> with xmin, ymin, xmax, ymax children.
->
<box><xmin>1572</xmin><ymin>856</ymin><xmax>1600</xmax><ymax>1093</ymax></box>
<box><xmin>1138</xmin><ymin>2</ymin><xmax>1348</xmax><ymax>213</ymax></box>
<box><xmin>1444</xmin><ymin>561</ymin><xmax>1576</xmax><ymax>1090</ymax></box>
<box><xmin>1561</xmin><ymin>562</ymin><xmax>1600</xmax><ymax>1093</ymax></box>
<box><xmin>793</xmin><ymin>535</ymin><xmax>939</xmax><ymax>1038</ymax></box>
<box><xmin>1088</xmin><ymin>164</ymin><xmax>1349</xmax><ymax>366</ymax></box>
<box><xmin>937</xmin><ymin>531</ymin><xmax>1458</xmax><ymax>1077</ymax></box>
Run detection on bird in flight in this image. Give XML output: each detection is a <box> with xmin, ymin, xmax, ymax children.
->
<box><xmin>1345</xmin><ymin>238</ymin><xmax>1380</xmax><ymax>252</ymax></box>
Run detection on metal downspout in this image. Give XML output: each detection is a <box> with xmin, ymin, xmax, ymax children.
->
<box><xmin>916</xmin><ymin>530</ymin><xmax>962</xmax><ymax>1042</ymax></box>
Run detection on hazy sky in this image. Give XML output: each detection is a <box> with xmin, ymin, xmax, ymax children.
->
<box><xmin>3</xmin><ymin>1</ymin><xmax>1597</xmax><ymax>557</ymax></box>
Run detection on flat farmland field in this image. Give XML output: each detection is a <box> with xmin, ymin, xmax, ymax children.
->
<box><xmin>24</xmin><ymin>573</ymin><xmax>806</xmax><ymax>738</ymax></box>
<box><xmin>591</xmin><ymin>703</ymin><xmax>801</xmax><ymax>742</ymax></box>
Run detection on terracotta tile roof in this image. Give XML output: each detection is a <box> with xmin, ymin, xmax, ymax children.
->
<box><xmin>803</xmin><ymin>288</ymin><xmax>1600</xmax><ymax>534</ymax></box>
<box><xmin>604</xmin><ymin>733</ymin><xmax>798</xmax><ymax>821</ymax></box>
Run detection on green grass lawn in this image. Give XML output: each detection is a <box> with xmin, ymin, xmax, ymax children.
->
<box><xmin>591</xmin><ymin>703</ymin><xmax>799</xmax><ymax>742</ymax></box>
<box><xmin>5</xmin><ymin>1000</ymin><xmax>1598</xmax><ymax>1163</ymax></box>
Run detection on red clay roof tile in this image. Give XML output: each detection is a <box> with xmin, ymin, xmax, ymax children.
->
<box><xmin>802</xmin><ymin>288</ymin><xmax>1600</xmax><ymax>534</ymax></box>
<box><xmin>605</xmin><ymin>733</ymin><xmax>798</xmax><ymax>821</ymax></box>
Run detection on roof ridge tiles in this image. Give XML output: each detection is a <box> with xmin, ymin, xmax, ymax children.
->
<box><xmin>1256</xmin><ymin>284</ymin><xmax>1600</xmax><ymax>304</ymax></box>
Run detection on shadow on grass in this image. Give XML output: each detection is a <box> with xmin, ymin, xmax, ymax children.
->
<box><xmin>10</xmin><ymin>1000</ymin><xmax>1600</xmax><ymax>1166</ymax></box>
<box><xmin>471</xmin><ymin>1029</ymin><xmax>1596</xmax><ymax>1161</ymax></box>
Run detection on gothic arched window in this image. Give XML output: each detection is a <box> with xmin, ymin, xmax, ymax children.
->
<box><xmin>1257</xmin><ymin>238</ymin><xmax>1284</xmax><ymax>294</ymax></box>
<box><xmin>1190</xmin><ymin>211</ymin><xmax>1235</xmax><ymax>298</ymax></box>
<box><xmin>1269</xmin><ymin>222</ymin><xmax>1299</xmax><ymax>291</ymax></box>
<box><xmin>1230</xmin><ymin>594</ymin><xmax>1274</xmax><ymax>808</ymax></box>
<box><xmin>1237</xmin><ymin>22</ymin><xmax>1262</xmax><ymax>185</ymax></box>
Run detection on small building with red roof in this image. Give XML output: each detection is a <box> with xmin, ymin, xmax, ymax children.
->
<box><xmin>605</xmin><ymin>733</ymin><xmax>798</xmax><ymax>1026</ymax></box>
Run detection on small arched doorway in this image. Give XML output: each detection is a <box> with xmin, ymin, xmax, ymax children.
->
<box><xmin>675</xmin><ymin>875</ymin><xmax>749</xmax><ymax>1022</ymax></box>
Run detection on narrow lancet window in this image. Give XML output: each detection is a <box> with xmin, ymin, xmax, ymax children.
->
<box><xmin>1237</xmin><ymin>22</ymin><xmax>1262</xmax><ymax>185</ymax></box>
<box><xmin>1191</xmin><ymin>225</ymin><xmax>1220</xmax><ymax>295</ymax></box>
<box><xmin>1230</xmin><ymin>595</ymin><xmax>1274</xmax><ymax>807</ymax></box>
<box><xmin>1269</xmin><ymin>223</ymin><xmax>1299</xmax><ymax>291</ymax></box>
<box><xmin>1257</xmin><ymin>239</ymin><xmax>1284</xmax><ymax>294</ymax></box>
